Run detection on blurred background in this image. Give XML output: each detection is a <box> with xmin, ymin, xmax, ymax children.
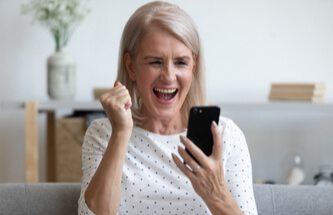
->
<box><xmin>0</xmin><ymin>0</ymin><xmax>332</xmax><ymax>185</ymax></box>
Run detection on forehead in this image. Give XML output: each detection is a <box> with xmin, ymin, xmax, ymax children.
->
<box><xmin>137</xmin><ymin>27</ymin><xmax>192</xmax><ymax>57</ymax></box>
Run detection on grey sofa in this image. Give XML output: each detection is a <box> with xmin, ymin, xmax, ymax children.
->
<box><xmin>0</xmin><ymin>183</ymin><xmax>332</xmax><ymax>215</ymax></box>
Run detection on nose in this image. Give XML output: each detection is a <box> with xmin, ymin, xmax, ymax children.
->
<box><xmin>160</xmin><ymin>62</ymin><xmax>176</xmax><ymax>82</ymax></box>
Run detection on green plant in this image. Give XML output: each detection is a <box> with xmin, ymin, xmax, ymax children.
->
<box><xmin>21</xmin><ymin>0</ymin><xmax>90</xmax><ymax>51</ymax></box>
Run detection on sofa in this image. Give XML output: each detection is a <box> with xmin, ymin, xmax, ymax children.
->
<box><xmin>0</xmin><ymin>183</ymin><xmax>332</xmax><ymax>215</ymax></box>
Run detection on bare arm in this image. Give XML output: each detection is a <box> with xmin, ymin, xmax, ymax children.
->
<box><xmin>82</xmin><ymin>81</ymin><xmax>133</xmax><ymax>215</ymax></box>
<box><xmin>84</xmin><ymin>130</ymin><xmax>130</xmax><ymax>215</ymax></box>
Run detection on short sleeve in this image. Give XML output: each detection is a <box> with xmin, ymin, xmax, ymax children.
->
<box><xmin>78</xmin><ymin>118</ymin><xmax>110</xmax><ymax>215</ymax></box>
<box><xmin>219</xmin><ymin>117</ymin><xmax>258</xmax><ymax>215</ymax></box>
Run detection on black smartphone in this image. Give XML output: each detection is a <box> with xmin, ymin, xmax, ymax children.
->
<box><xmin>185</xmin><ymin>106</ymin><xmax>220</xmax><ymax>163</ymax></box>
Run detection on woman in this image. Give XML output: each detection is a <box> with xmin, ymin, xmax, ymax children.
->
<box><xmin>78</xmin><ymin>1</ymin><xmax>258</xmax><ymax>215</ymax></box>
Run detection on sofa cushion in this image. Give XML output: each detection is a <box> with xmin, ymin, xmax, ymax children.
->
<box><xmin>0</xmin><ymin>183</ymin><xmax>80</xmax><ymax>215</ymax></box>
<box><xmin>254</xmin><ymin>184</ymin><xmax>333</xmax><ymax>215</ymax></box>
<box><xmin>1</xmin><ymin>183</ymin><xmax>333</xmax><ymax>215</ymax></box>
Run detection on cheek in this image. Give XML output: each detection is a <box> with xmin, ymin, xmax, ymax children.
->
<box><xmin>134</xmin><ymin>66</ymin><xmax>153</xmax><ymax>90</ymax></box>
<box><xmin>133</xmin><ymin>64</ymin><xmax>144</xmax><ymax>81</ymax></box>
<box><xmin>179</xmin><ymin>71</ymin><xmax>193</xmax><ymax>92</ymax></box>
<box><xmin>136</xmin><ymin>77</ymin><xmax>151</xmax><ymax>96</ymax></box>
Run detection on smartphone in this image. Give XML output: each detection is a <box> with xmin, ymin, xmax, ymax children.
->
<box><xmin>185</xmin><ymin>106</ymin><xmax>220</xmax><ymax>163</ymax></box>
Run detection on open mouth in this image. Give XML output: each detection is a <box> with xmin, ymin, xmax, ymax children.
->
<box><xmin>153</xmin><ymin>87</ymin><xmax>178</xmax><ymax>101</ymax></box>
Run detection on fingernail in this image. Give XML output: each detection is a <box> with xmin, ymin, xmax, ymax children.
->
<box><xmin>178</xmin><ymin>145</ymin><xmax>183</xmax><ymax>152</ymax></box>
<box><xmin>124</xmin><ymin>102</ymin><xmax>131</xmax><ymax>110</ymax></box>
<box><xmin>212</xmin><ymin>121</ymin><xmax>217</xmax><ymax>127</ymax></box>
<box><xmin>172</xmin><ymin>154</ymin><xmax>178</xmax><ymax>165</ymax></box>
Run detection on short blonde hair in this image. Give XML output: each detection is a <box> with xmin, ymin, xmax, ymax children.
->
<box><xmin>117</xmin><ymin>1</ymin><xmax>206</xmax><ymax>125</ymax></box>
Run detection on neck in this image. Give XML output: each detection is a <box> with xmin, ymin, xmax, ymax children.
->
<box><xmin>140</xmin><ymin>114</ymin><xmax>186</xmax><ymax>135</ymax></box>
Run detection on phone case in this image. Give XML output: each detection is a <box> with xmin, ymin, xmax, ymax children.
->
<box><xmin>185</xmin><ymin>106</ymin><xmax>220</xmax><ymax>162</ymax></box>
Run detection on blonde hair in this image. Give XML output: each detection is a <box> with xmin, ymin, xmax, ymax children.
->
<box><xmin>117</xmin><ymin>1</ymin><xmax>206</xmax><ymax>126</ymax></box>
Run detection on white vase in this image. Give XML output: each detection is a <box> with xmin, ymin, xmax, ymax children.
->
<box><xmin>47</xmin><ymin>49</ymin><xmax>76</xmax><ymax>100</ymax></box>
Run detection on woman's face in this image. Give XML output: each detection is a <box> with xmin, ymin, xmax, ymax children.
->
<box><xmin>126</xmin><ymin>27</ymin><xmax>195</xmax><ymax>124</ymax></box>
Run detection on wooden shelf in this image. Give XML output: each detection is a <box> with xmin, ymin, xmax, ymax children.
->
<box><xmin>1</xmin><ymin>100</ymin><xmax>332</xmax><ymax>182</ymax></box>
<box><xmin>2</xmin><ymin>100</ymin><xmax>333</xmax><ymax>113</ymax></box>
<box><xmin>38</xmin><ymin>100</ymin><xmax>102</xmax><ymax>111</ymax></box>
<box><xmin>0</xmin><ymin>101</ymin><xmax>102</xmax><ymax>111</ymax></box>
<box><xmin>220</xmin><ymin>102</ymin><xmax>333</xmax><ymax>114</ymax></box>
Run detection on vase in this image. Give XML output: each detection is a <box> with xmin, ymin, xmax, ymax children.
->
<box><xmin>47</xmin><ymin>48</ymin><xmax>76</xmax><ymax>100</ymax></box>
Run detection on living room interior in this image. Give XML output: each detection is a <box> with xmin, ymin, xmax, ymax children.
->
<box><xmin>0</xmin><ymin>0</ymin><xmax>333</xmax><ymax>214</ymax></box>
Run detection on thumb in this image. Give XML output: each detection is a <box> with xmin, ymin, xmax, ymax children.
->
<box><xmin>114</xmin><ymin>80</ymin><xmax>122</xmax><ymax>87</ymax></box>
<box><xmin>211</xmin><ymin>121</ymin><xmax>222</xmax><ymax>160</ymax></box>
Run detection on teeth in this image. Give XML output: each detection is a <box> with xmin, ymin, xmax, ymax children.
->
<box><xmin>154</xmin><ymin>88</ymin><xmax>177</xmax><ymax>94</ymax></box>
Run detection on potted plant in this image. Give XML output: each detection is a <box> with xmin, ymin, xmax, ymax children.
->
<box><xmin>22</xmin><ymin>0</ymin><xmax>90</xmax><ymax>99</ymax></box>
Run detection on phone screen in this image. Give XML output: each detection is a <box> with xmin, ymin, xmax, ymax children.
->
<box><xmin>185</xmin><ymin>106</ymin><xmax>220</xmax><ymax>162</ymax></box>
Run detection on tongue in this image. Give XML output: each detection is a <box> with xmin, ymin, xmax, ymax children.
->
<box><xmin>156</xmin><ymin>92</ymin><xmax>174</xmax><ymax>100</ymax></box>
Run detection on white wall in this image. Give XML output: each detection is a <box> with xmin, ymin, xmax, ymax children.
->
<box><xmin>1</xmin><ymin>0</ymin><xmax>333</xmax><ymax>183</ymax></box>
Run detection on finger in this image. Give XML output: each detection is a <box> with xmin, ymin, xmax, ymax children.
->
<box><xmin>118</xmin><ymin>94</ymin><xmax>132</xmax><ymax>108</ymax></box>
<box><xmin>99</xmin><ymin>85</ymin><xmax>125</xmax><ymax>101</ymax></box>
<box><xmin>179</xmin><ymin>135</ymin><xmax>208</xmax><ymax>168</ymax></box>
<box><xmin>117</xmin><ymin>92</ymin><xmax>131</xmax><ymax>102</ymax></box>
<box><xmin>112</xmin><ymin>85</ymin><xmax>127</xmax><ymax>95</ymax></box>
<box><xmin>177</xmin><ymin>146</ymin><xmax>202</xmax><ymax>175</ymax></box>
<box><xmin>115</xmin><ymin>88</ymin><xmax>130</xmax><ymax>99</ymax></box>
<box><xmin>114</xmin><ymin>80</ymin><xmax>121</xmax><ymax>87</ymax></box>
<box><xmin>124</xmin><ymin>100</ymin><xmax>132</xmax><ymax>110</ymax></box>
<box><xmin>172</xmin><ymin>153</ymin><xmax>196</xmax><ymax>180</ymax></box>
<box><xmin>102</xmin><ymin>86</ymin><xmax>127</xmax><ymax>101</ymax></box>
<box><xmin>121</xmin><ymin>94</ymin><xmax>132</xmax><ymax>110</ymax></box>
<box><xmin>211</xmin><ymin>121</ymin><xmax>222</xmax><ymax>160</ymax></box>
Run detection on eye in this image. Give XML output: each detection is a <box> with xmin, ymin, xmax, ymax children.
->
<box><xmin>175</xmin><ymin>60</ymin><xmax>188</xmax><ymax>67</ymax></box>
<box><xmin>149</xmin><ymin>61</ymin><xmax>163</xmax><ymax>66</ymax></box>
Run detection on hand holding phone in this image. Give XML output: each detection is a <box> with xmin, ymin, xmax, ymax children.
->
<box><xmin>185</xmin><ymin>106</ymin><xmax>220</xmax><ymax>162</ymax></box>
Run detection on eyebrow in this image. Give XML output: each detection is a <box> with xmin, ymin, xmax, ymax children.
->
<box><xmin>144</xmin><ymin>56</ymin><xmax>163</xmax><ymax>60</ymax></box>
<box><xmin>174</xmin><ymin>56</ymin><xmax>191</xmax><ymax>61</ymax></box>
<box><xmin>143</xmin><ymin>56</ymin><xmax>191</xmax><ymax>60</ymax></box>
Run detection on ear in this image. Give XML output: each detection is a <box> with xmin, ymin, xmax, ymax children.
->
<box><xmin>124</xmin><ymin>52</ymin><xmax>136</xmax><ymax>81</ymax></box>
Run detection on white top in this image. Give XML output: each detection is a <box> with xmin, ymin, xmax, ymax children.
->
<box><xmin>78</xmin><ymin>116</ymin><xmax>258</xmax><ymax>215</ymax></box>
